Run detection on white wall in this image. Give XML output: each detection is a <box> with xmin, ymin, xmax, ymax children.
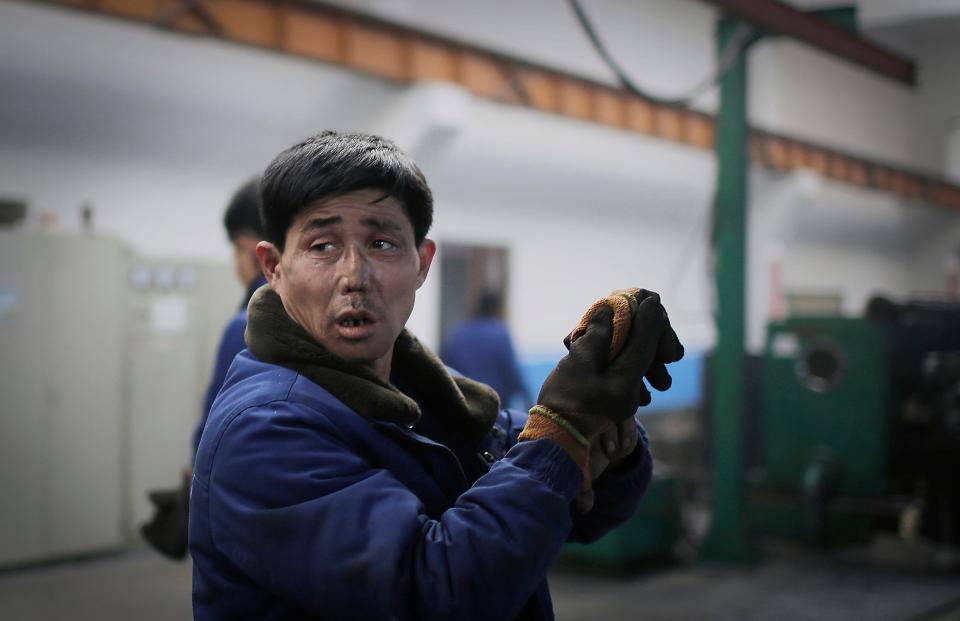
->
<box><xmin>855</xmin><ymin>0</ymin><xmax>960</xmax><ymax>27</ymax></box>
<box><xmin>748</xmin><ymin>38</ymin><xmax>921</xmax><ymax>168</ymax></box>
<box><xmin>0</xmin><ymin>0</ymin><xmax>393</xmax><ymax>258</ymax></box>
<box><xmin>906</xmin><ymin>211</ymin><xmax>960</xmax><ymax>295</ymax></box>
<box><xmin>411</xmin><ymin>120</ymin><xmax>717</xmax><ymax>354</ymax></box>
<box><xmin>1</xmin><ymin>0</ymin><xmax>957</xmax><ymax>361</ymax></box>
<box><xmin>910</xmin><ymin>34</ymin><xmax>960</xmax><ymax>181</ymax></box>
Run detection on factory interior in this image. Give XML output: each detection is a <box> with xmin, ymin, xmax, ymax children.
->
<box><xmin>1</xmin><ymin>0</ymin><xmax>960</xmax><ymax>619</ymax></box>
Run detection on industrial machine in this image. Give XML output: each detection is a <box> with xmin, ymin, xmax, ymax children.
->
<box><xmin>748</xmin><ymin>298</ymin><xmax>960</xmax><ymax>546</ymax></box>
<box><xmin>559</xmin><ymin>471</ymin><xmax>681</xmax><ymax>569</ymax></box>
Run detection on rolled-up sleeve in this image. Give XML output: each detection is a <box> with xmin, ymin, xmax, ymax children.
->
<box><xmin>567</xmin><ymin>420</ymin><xmax>652</xmax><ymax>543</ymax></box>
<box><xmin>498</xmin><ymin>408</ymin><xmax>652</xmax><ymax>543</ymax></box>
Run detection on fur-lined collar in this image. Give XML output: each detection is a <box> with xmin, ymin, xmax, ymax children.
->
<box><xmin>244</xmin><ymin>286</ymin><xmax>500</xmax><ymax>444</ymax></box>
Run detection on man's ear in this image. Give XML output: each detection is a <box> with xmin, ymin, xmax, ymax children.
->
<box><xmin>257</xmin><ymin>241</ymin><xmax>282</xmax><ymax>288</ymax></box>
<box><xmin>415</xmin><ymin>239</ymin><xmax>437</xmax><ymax>289</ymax></box>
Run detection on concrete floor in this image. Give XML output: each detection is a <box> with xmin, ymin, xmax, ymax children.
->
<box><xmin>550</xmin><ymin>540</ymin><xmax>960</xmax><ymax>621</ymax></box>
<box><xmin>0</xmin><ymin>540</ymin><xmax>957</xmax><ymax>620</ymax></box>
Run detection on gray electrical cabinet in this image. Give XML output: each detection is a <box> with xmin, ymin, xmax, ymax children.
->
<box><xmin>0</xmin><ymin>232</ymin><xmax>129</xmax><ymax>566</ymax></box>
<box><xmin>0</xmin><ymin>231</ymin><xmax>239</xmax><ymax>567</ymax></box>
<box><xmin>124</xmin><ymin>258</ymin><xmax>238</xmax><ymax>529</ymax></box>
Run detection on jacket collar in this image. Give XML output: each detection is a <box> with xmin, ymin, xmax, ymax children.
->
<box><xmin>244</xmin><ymin>286</ymin><xmax>500</xmax><ymax>444</ymax></box>
<box><xmin>241</xmin><ymin>275</ymin><xmax>269</xmax><ymax>310</ymax></box>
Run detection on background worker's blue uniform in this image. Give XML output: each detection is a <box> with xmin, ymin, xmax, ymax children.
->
<box><xmin>190</xmin><ymin>350</ymin><xmax>652</xmax><ymax>620</ymax></box>
<box><xmin>192</xmin><ymin>275</ymin><xmax>267</xmax><ymax>456</ymax></box>
<box><xmin>442</xmin><ymin>317</ymin><xmax>530</xmax><ymax>408</ymax></box>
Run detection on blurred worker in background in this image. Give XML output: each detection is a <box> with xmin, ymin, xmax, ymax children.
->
<box><xmin>190</xmin><ymin>131</ymin><xmax>684</xmax><ymax>620</ymax></box>
<box><xmin>141</xmin><ymin>177</ymin><xmax>266</xmax><ymax>560</ymax></box>
<box><xmin>442</xmin><ymin>289</ymin><xmax>531</xmax><ymax>410</ymax></box>
<box><xmin>192</xmin><ymin>177</ymin><xmax>268</xmax><ymax>455</ymax></box>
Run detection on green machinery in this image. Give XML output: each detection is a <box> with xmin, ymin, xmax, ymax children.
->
<box><xmin>748</xmin><ymin>317</ymin><xmax>889</xmax><ymax>543</ymax></box>
<box><xmin>559</xmin><ymin>299</ymin><xmax>960</xmax><ymax>565</ymax></box>
<box><xmin>748</xmin><ymin>302</ymin><xmax>960</xmax><ymax>546</ymax></box>
<box><xmin>559</xmin><ymin>474</ymin><xmax>681</xmax><ymax>569</ymax></box>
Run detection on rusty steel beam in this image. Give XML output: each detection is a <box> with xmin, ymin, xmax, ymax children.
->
<box><xmin>699</xmin><ymin>0</ymin><xmax>916</xmax><ymax>85</ymax></box>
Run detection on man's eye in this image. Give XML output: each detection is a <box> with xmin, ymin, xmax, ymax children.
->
<box><xmin>310</xmin><ymin>242</ymin><xmax>334</xmax><ymax>252</ymax></box>
<box><xmin>372</xmin><ymin>239</ymin><xmax>397</xmax><ymax>250</ymax></box>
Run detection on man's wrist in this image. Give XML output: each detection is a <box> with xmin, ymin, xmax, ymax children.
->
<box><xmin>518</xmin><ymin>406</ymin><xmax>592</xmax><ymax>490</ymax></box>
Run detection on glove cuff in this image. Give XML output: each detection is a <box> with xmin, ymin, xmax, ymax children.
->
<box><xmin>519</xmin><ymin>405</ymin><xmax>592</xmax><ymax>491</ymax></box>
<box><xmin>528</xmin><ymin>405</ymin><xmax>591</xmax><ymax>447</ymax></box>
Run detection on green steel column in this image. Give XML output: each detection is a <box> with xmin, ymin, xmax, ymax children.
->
<box><xmin>699</xmin><ymin>18</ymin><xmax>758</xmax><ymax>563</ymax></box>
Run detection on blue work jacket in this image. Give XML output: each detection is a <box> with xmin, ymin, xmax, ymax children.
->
<box><xmin>191</xmin><ymin>350</ymin><xmax>652</xmax><ymax>620</ymax></box>
<box><xmin>441</xmin><ymin>318</ymin><xmax>529</xmax><ymax>409</ymax></box>
<box><xmin>193</xmin><ymin>275</ymin><xmax>267</xmax><ymax>456</ymax></box>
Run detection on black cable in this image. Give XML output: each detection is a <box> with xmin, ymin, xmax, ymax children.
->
<box><xmin>567</xmin><ymin>1</ymin><xmax>756</xmax><ymax>323</ymax></box>
<box><xmin>567</xmin><ymin>0</ymin><xmax>753</xmax><ymax>108</ymax></box>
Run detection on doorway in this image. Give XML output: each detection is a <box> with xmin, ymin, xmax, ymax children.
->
<box><xmin>438</xmin><ymin>243</ymin><xmax>510</xmax><ymax>345</ymax></box>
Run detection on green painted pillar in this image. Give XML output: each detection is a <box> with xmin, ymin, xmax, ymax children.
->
<box><xmin>699</xmin><ymin>18</ymin><xmax>759</xmax><ymax>564</ymax></box>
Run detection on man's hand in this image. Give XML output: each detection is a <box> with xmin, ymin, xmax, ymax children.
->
<box><xmin>574</xmin><ymin>417</ymin><xmax>639</xmax><ymax>513</ymax></box>
<box><xmin>537</xmin><ymin>291</ymin><xmax>683</xmax><ymax>441</ymax></box>
<box><xmin>519</xmin><ymin>288</ymin><xmax>682</xmax><ymax>491</ymax></box>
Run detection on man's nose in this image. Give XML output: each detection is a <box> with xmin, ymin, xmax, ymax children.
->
<box><xmin>337</xmin><ymin>245</ymin><xmax>370</xmax><ymax>293</ymax></box>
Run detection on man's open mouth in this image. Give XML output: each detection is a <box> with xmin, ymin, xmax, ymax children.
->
<box><xmin>334</xmin><ymin>310</ymin><xmax>377</xmax><ymax>338</ymax></box>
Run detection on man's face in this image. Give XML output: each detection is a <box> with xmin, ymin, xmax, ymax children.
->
<box><xmin>257</xmin><ymin>189</ymin><xmax>435</xmax><ymax>380</ymax></box>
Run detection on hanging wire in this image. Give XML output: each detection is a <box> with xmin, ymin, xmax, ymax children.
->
<box><xmin>566</xmin><ymin>1</ymin><xmax>756</xmax><ymax>318</ymax></box>
<box><xmin>567</xmin><ymin>0</ymin><xmax>754</xmax><ymax>108</ymax></box>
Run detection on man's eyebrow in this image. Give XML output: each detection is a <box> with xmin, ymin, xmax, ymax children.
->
<box><xmin>360</xmin><ymin>217</ymin><xmax>403</xmax><ymax>233</ymax></box>
<box><xmin>300</xmin><ymin>216</ymin><xmax>341</xmax><ymax>232</ymax></box>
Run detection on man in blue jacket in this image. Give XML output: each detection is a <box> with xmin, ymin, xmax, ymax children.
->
<box><xmin>192</xmin><ymin>177</ymin><xmax>268</xmax><ymax>457</ymax></box>
<box><xmin>442</xmin><ymin>290</ymin><xmax>531</xmax><ymax>410</ymax></box>
<box><xmin>143</xmin><ymin>177</ymin><xmax>267</xmax><ymax>560</ymax></box>
<box><xmin>190</xmin><ymin>131</ymin><xmax>684</xmax><ymax>620</ymax></box>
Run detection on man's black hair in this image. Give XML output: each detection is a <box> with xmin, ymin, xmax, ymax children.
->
<box><xmin>223</xmin><ymin>177</ymin><xmax>264</xmax><ymax>241</ymax></box>
<box><xmin>260</xmin><ymin>131</ymin><xmax>433</xmax><ymax>250</ymax></box>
